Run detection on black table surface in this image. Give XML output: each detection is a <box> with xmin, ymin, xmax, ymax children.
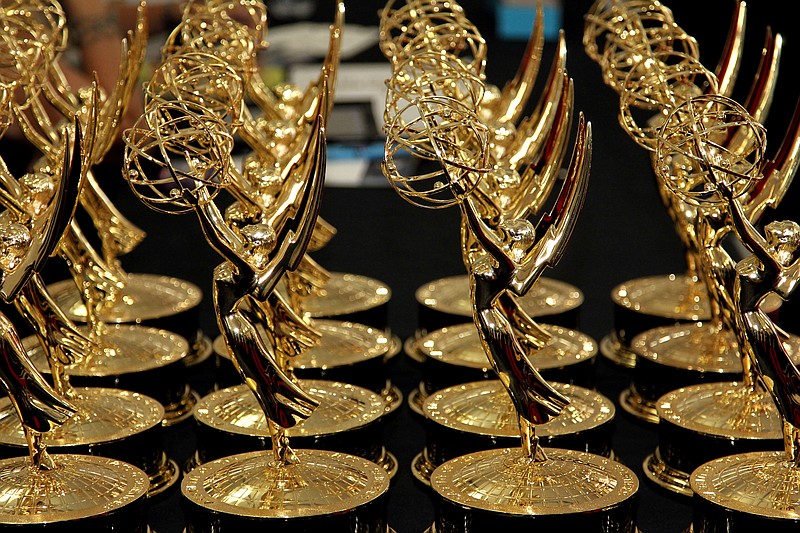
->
<box><xmin>7</xmin><ymin>1</ymin><xmax>799</xmax><ymax>532</ymax></box>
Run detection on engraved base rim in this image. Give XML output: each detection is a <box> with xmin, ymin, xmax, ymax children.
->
<box><xmin>690</xmin><ymin>450</ymin><xmax>800</xmax><ymax>522</ymax></box>
<box><xmin>0</xmin><ymin>454</ymin><xmax>149</xmax><ymax>524</ymax></box>
<box><xmin>181</xmin><ymin>449</ymin><xmax>390</xmax><ymax>519</ymax></box>
<box><xmin>430</xmin><ymin>447</ymin><xmax>639</xmax><ymax>516</ymax></box>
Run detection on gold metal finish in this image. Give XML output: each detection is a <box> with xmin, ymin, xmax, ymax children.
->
<box><xmin>293</xmin><ymin>319</ymin><xmax>393</xmax><ymax>369</ymax></box>
<box><xmin>583</xmin><ymin>1</ymin><xmax>789</xmax><ymax>376</ymax></box>
<box><xmin>610</xmin><ymin>275</ymin><xmax>710</xmax><ymax>321</ymax></box>
<box><xmin>287</xmin><ymin>271</ymin><xmax>392</xmax><ymax>319</ymax></box>
<box><xmin>380</xmin><ymin>2</ymin><xmax>639</xmax><ymax>528</ymax></box>
<box><xmin>0</xmin><ymin>386</ymin><xmax>179</xmax><ymax>497</ymax></box>
<box><xmin>424</xmin><ymin>380</ymin><xmax>614</xmax><ymax>438</ymax></box>
<box><xmin>0</xmin><ymin>387</ymin><xmax>163</xmax><ymax>446</ymax></box>
<box><xmin>123</xmin><ymin>2</ymin><xmax>392</xmax><ymax>528</ymax></box>
<box><xmin>411</xmin><ymin>322</ymin><xmax>596</xmax><ymax>373</ymax></box>
<box><xmin>182</xmin><ymin>449</ymin><xmax>390</xmax><ymax>518</ymax></box>
<box><xmin>193</xmin><ymin>380</ymin><xmax>396</xmax><ymax>477</ymax></box>
<box><xmin>579</xmin><ymin>1</ymin><xmax>800</xmax><ymax>518</ymax></box>
<box><xmin>47</xmin><ymin>274</ymin><xmax>203</xmax><ymax>323</ymax></box>
<box><xmin>413</xmin><ymin>380</ymin><xmax>616</xmax><ymax>485</ymax></box>
<box><xmin>415</xmin><ymin>274</ymin><xmax>583</xmax><ymax>321</ymax></box>
<box><xmin>692</xmin><ymin>451</ymin><xmax>800</xmax><ymax>519</ymax></box>
<box><xmin>0</xmin><ymin>3</ymin><xmax>164</xmax><ymax>527</ymax></box>
<box><xmin>195</xmin><ymin>381</ymin><xmax>386</xmax><ymax>439</ymax></box>
<box><xmin>26</xmin><ymin>325</ymin><xmax>189</xmax><ymax>377</ymax></box>
<box><xmin>431</xmin><ymin>447</ymin><xmax>638</xmax><ymax>515</ymax></box>
<box><xmin>0</xmin><ymin>454</ymin><xmax>149</xmax><ymax>524</ymax></box>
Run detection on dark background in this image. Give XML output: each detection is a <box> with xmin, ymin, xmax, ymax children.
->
<box><xmin>8</xmin><ymin>0</ymin><xmax>799</xmax><ymax>532</ymax></box>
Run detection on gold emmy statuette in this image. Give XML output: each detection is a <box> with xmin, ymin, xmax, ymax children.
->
<box><xmin>583</xmin><ymin>2</ymin><xmax>791</xmax><ymax>432</ymax></box>
<box><xmin>412</xmin><ymin>379</ymin><xmax>615</xmax><ymax>486</ymax></box>
<box><xmin>380</xmin><ymin>2</ymin><xmax>638</xmax><ymax>523</ymax></box>
<box><xmin>641</xmin><ymin>93</ymin><xmax>800</xmax><ymax>495</ymax></box>
<box><xmin>381</xmin><ymin>2</ymin><xmax>602</xmax><ymax>429</ymax></box>
<box><xmin>39</xmin><ymin>0</ymin><xmax>210</xmax><ymax>382</ymax></box>
<box><xmin>380</xmin><ymin>0</ymin><xmax>585</xmax><ymax>346</ymax></box>
<box><xmin>4</xmin><ymin>0</ymin><xmax>196</xmax><ymax>425</ymax></box>
<box><xmin>0</xmin><ymin>77</ymin><xmax>150</xmax><ymax>529</ymax></box>
<box><xmin>582</xmin><ymin>0</ymin><xmax>767</xmax><ymax>368</ymax></box>
<box><xmin>166</xmin><ymin>0</ymin><xmax>401</xmax><ymax>412</ymax></box>
<box><xmin>125</xmin><ymin>98</ymin><xmax>391</xmax><ymax>533</ymax></box>
<box><xmin>679</xmin><ymin>97</ymin><xmax>800</xmax><ymax>531</ymax></box>
<box><xmin>0</xmin><ymin>3</ymin><xmax>181</xmax><ymax>497</ymax></box>
<box><xmin>124</xmin><ymin>3</ymin><xmax>392</xmax><ymax>526</ymax></box>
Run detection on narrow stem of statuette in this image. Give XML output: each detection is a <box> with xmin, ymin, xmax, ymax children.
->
<box><xmin>784</xmin><ymin>420</ymin><xmax>800</xmax><ymax>467</ymax></box>
<box><xmin>519</xmin><ymin>416</ymin><xmax>547</xmax><ymax>463</ymax></box>
<box><xmin>269</xmin><ymin>419</ymin><xmax>299</xmax><ymax>467</ymax></box>
<box><xmin>25</xmin><ymin>429</ymin><xmax>55</xmax><ymax>471</ymax></box>
<box><xmin>740</xmin><ymin>352</ymin><xmax>756</xmax><ymax>391</ymax></box>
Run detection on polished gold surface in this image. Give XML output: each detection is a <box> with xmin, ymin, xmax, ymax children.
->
<box><xmin>658</xmin><ymin>382</ymin><xmax>781</xmax><ymax>439</ymax></box>
<box><xmin>644</xmin><ymin>381</ymin><xmax>784</xmax><ymax>496</ymax></box>
<box><xmin>0</xmin><ymin>454</ymin><xmax>148</xmax><ymax>524</ymax></box>
<box><xmin>632</xmin><ymin>323</ymin><xmax>742</xmax><ymax>373</ymax></box>
<box><xmin>126</xmin><ymin>3</ymin><xmax>391</xmax><ymax>527</ymax></box>
<box><xmin>424</xmin><ymin>380</ymin><xmax>614</xmax><ymax>437</ymax></box>
<box><xmin>294</xmin><ymin>319</ymin><xmax>393</xmax><ymax>369</ymax></box>
<box><xmin>411</xmin><ymin>322</ymin><xmax>596</xmax><ymax>371</ymax></box>
<box><xmin>182</xmin><ymin>449</ymin><xmax>389</xmax><ymax>518</ymax></box>
<box><xmin>284</xmin><ymin>272</ymin><xmax>391</xmax><ymax>319</ymax></box>
<box><xmin>25</xmin><ymin>325</ymin><xmax>189</xmax><ymax>377</ymax></box>
<box><xmin>213</xmin><ymin>320</ymin><xmax>395</xmax><ymax>370</ymax></box>
<box><xmin>195</xmin><ymin>381</ymin><xmax>386</xmax><ymax>438</ymax></box>
<box><xmin>431</xmin><ymin>447</ymin><xmax>638</xmax><ymax>515</ymax></box>
<box><xmin>416</xmin><ymin>274</ymin><xmax>583</xmax><ymax>319</ymax></box>
<box><xmin>47</xmin><ymin>274</ymin><xmax>202</xmax><ymax>323</ymax></box>
<box><xmin>0</xmin><ymin>387</ymin><xmax>163</xmax><ymax>446</ymax></box>
<box><xmin>691</xmin><ymin>451</ymin><xmax>800</xmax><ymax>519</ymax></box>
<box><xmin>610</xmin><ymin>275</ymin><xmax>709</xmax><ymax>321</ymax></box>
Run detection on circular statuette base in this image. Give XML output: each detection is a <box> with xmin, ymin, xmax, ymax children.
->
<box><xmin>26</xmin><ymin>325</ymin><xmax>189</xmax><ymax>377</ymax></box>
<box><xmin>48</xmin><ymin>274</ymin><xmax>202</xmax><ymax>324</ymax></box>
<box><xmin>424</xmin><ymin>380</ymin><xmax>614</xmax><ymax>437</ymax></box>
<box><xmin>0</xmin><ymin>454</ymin><xmax>149</xmax><ymax>528</ymax></box>
<box><xmin>294</xmin><ymin>319</ymin><xmax>392</xmax><ymax>368</ymax></box>
<box><xmin>196</xmin><ymin>381</ymin><xmax>386</xmax><ymax>437</ymax></box>
<box><xmin>182</xmin><ymin>449</ymin><xmax>390</xmax><ymax>532</ymax></box>
<box><xmin>691</xmin><ymin>451</ymin><xmax>800</xmax><ymax>531</ymax></box>
<box><xmin>0</xmin><ymin>387</ymin><xmax>164</xmax><ymax>447</ymax></box>
<box><xmin>611</xmin><ymin>274</ymin><xmax>710</xmax><ymax>322</ymax></box>
<box><xmin>293</xmin><ymin>272</ymin><xmax>392</xmax><ymax>319</ymax></box>
<box><xmin>430</xmin><ymin>447</ymin><xmax>638</xmax><ymax>531</ymax></box>
<box><xmin>410</xmin><ymin>322</ymin><xmax>597</xmax><ymax>395</ymax></box>
<box><xmin>623</xmin><ymin>324</ymin><xmax>746</xmax><ymax>424</ymax></box>
<box><xmin>192</xmin><ymin>381</ymin><xmax>395</xmax><ymax>476</ymax></box>
<box><xmin>213</xmin><ymin>320</ymin><xmax>397</xmax><ymax>398</ymax></box>
<box><xmin>414</xmin><ymin>381</ymin><xmax>615</xmax><ymax>484</ymax></box>
<box><xmin>412</xmin><ymin>323</ymin><xmax>596</xmax><ymax>371</ymax></box>
<box><xmin>416</xmin><ymin>274</ymin><xmax>583</xmax><ymax>321</ymax></box>
<box><xmin>0</xmin><ymin>388</ymin><xmax>179</xmax><ymax>497</ymax></box>
<box><xmin>645</xmin><ymin>379</ymin><xmax>784</xmax><ymax>497</ymax></box>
